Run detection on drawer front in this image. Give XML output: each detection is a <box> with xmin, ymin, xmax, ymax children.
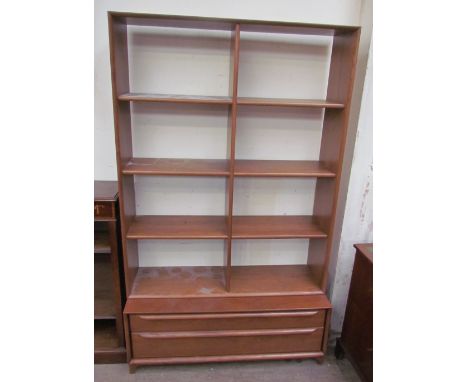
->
<box><xmin>94</xmin><ymin>201</ymin><xmax>114</xmax><ymax>220</ymax></box>
<box><xmin>131</xmin><ymin>328</ymin><xmax>324</xmax><ymax>358</ymax></box>
<box><xmin>130</xmin><ymin>310</ymin><xmax>326</xmax><ymax>332</ymax></box>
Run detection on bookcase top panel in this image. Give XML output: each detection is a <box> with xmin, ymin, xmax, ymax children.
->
<box><xmin>109</xmin><ymin>12</ymin><xmax>359</xmax><ymax>35</ymax></box>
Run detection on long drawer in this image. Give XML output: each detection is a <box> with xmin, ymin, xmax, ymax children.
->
<box><xmin>131</xmin><ymin>327</ymin><xmax>324</xmax><ymax>358</ymax></box>
<box><xmin>130</xmin><ymin>310</ymin><xmax>326</xmax><ymax>332</ymax></box>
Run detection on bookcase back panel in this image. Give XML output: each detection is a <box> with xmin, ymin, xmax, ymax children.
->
<box><xmin>134</xmin><ymin>176</ymin><xmax>227</xmax><ymax>215</ymax></box>
<box><xmin>232</xmin><ymin>239</ymin><xmax>309</xmax><ymax>265</ymax></box>
<box><xmin>237</xmin><ymin>32</ymin><xmax>333</xmax><ymax>99</ymax></box>
<box><xmin>127</xmin><ymin>25</ymin><xmax>232</xmax><ymax>96</ymax></box>
<box><xmin>138</xmin><ymin>240</ymin><xmax>226</xmax><ymax>267</ymax></box>
<box><xmin>131</xmin><ymin>103</ymin><xmax>230</xmax><ymax>159</ymax></box>
<box><xmin>233</xmin><ymin>178</ymin><xmax>315</xmax><ymax>215</ymax></box>
<box><xmin>236</xmin><ymin>106</ymin><xmax>323</xmax><ymax>160</ymax></box>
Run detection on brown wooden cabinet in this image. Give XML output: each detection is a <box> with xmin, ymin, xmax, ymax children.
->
<box><xmin>335</xmin><ymin>243</ymin><xmax>373</xmax><ymax>381</ymax></box>
<box><xmin>107</xmin><ymin>12</ymin><xmax>360</xmax><ymax>372</ymax></box>
<box><xmin>94</xmin><ymin>181</ymin><xmax>126</xmax><ymax>363</ymax></box>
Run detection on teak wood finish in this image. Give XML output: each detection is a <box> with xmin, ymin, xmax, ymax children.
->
<box><xmin>108</xmin><ymin>12</ymin><xmax>360</xmax><ymax>372</ymax></box>
<box><xmin>94</xmin><ymin>181</ymin><xmax>126</xmax><ymax>363</ymax></box>
<box><xmin>335</xmin><ymin>243</ymin><xmax>373</xmax><ymax>381</ymax></box>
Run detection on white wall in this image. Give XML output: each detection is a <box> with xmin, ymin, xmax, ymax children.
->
<box><xmin>95</xmin><ymin>0</ymin><xmax>371</xmax><ymax>327</ymax></box>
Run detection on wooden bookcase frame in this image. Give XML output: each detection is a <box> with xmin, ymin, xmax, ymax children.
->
<box><xmin>108</xmin><ymin>12</ymin><xmax>360</xmax><ymax>370</ymax></box>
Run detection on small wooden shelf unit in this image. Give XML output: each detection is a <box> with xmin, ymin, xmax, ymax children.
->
<box><xmin>335</xmin><ymin>244</ymin><xmax>373</xmax><ymax>381</ymax></box>
<box><xmin>94</xmin><ymin>181</ymin><xmax>126</xmax><ymax>363</ymax></box>
<box><xmin>108</xmin><ymin>12</ymin><xmax>360</xmax><ymax>372</ymax></box>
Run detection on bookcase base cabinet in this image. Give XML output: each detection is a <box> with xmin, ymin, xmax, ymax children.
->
<box><xmin>124</xmin><ymin>296</ymin><xmax>331</xmax><ymax>371</ymax></box>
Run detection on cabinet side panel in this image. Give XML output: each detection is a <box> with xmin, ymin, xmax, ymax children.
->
<box><xmin>313</xmin><ymin>30</ymin><xmax>360</xmax><ymax>290</ymax></box>
<box><xmin>109</xmin><ymin>14</ymin><xmax>138</xmax><ymax>295</ymax></box>
<box><xmin>307</xmin><ymin>238</ymin><xmax>327</xmax><ymax>284</ymax></box>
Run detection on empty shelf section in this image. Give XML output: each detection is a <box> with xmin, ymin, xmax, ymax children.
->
<box><xmin>122</xmin><ymin>158</ymin><xmax>230</xmax><ymax>177</ymax></box>
<box><xmin>230</xmin><ymin>265</ymin><xmax>322</xmax><ymax>296</ymax></box>
<box><xmin>129</xmin><ymin>265</ymin><xmax>321</xmax><ymax>298</ymax></box>
<box><xmin>95</xmin><ymin>254</ymin><xmax>116</xmax><ymax>319</ymax></box>
<box><xmin>237</xmin><ymin>97</ymin><xmax>344</xmax><ymax>108</ymax></box>
<box><xmin>118</xmin><ymin>93</ymin><xmax>232</xmax><ymax>105</ymax></box>
<box><xmin>94</xmin><ymin>231</ymin><xmax>111</xmax><ymax>254</ymax></box>
<box><xmin>95</xmin><ymin>320</ymin><xmax>120</xmax><ymax>349</ymax></box>
<box><xmin>127</xmin><ymin>216</ymin><xmax>229</xmax><ymax>239</ymax></box>
<box><xmin>234</xmin><ymin>160</ymin><xmax>335</xmax><ymax>178</ymax></box>
<box><xmin>131</xmin><ymin>266</ymin><xmax>226</xmax><ymax>297</ymax></box>
<box><xmin>232</xmin><ymin>216</ymin><xmax>327</xmax><ymax>239</ymax></box>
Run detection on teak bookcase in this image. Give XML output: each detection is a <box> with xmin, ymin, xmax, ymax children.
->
<box><xmin>108</xmin><ymin>12</ymin><xmax>360</xmax><ymax>372</ymax></box>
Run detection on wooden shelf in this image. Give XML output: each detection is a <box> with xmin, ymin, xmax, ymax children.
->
<box><xmin>126</xmin><ymin>216</ymin><xmax>325</xmax><ymax>240</ymax></box>
<box><xmin>237</xmin><ymin>97</ymin><xmax>344</xmax><ymax>108</ymax></box>
<box><xmin>95</xmin><ymin>254</ymin><xmax>116</xmax><ymax>319</ymax></box>
<box><xmin>117</xmin><ymin>93</ymin><xmax>343</xmax><ymax>108</ymax></box>
<box><xmin>122</xmin><ymin>158</ymin><xmax>335</xmax><ymax>178</ymax></box>
<box><xmin>131</xmin><ymin>266</ymin><xmax>226</xmax><ymax>297</ymax></box>
<box><xmin>127</xmin><ymin>215</ymin><xmax>325</xmax><ymax>240</ymax></box>
<box><xmin>232</xmin><ymin>216</ymin><xmax>327</xmax><ymax>239</ymax></box>
<box><xmin>94</xmin><ymin>319</ymin><xmax>126</xmax><ymax>363</ymax></box>
<box><xmin>118</xmin><ymin>93</ymin><xmax>232</xmax><ymax>105</ymax></box>
<box><xmin>94</xmin><ymin>231</ymin><xmax>111</xmax><ymax>254</ymax></box>
<box><xmin>127</xmin><ymin>216</ymin><xmax>228</xmax><ymax>240</ymax></box>
<box><xmin>130</xmin><ymin>265</ymin><xmax>321</xmax><ymax>298</ymax></box>
<box><xmin>230</xmin><ymin>265</ymin><xmax>321</xmax><ymax>295</ymax></box>
<box><xmin>122</xmin><ymin>158</ymin><xmax>230</xmax><ymax>177</ymax></box>
<box><xmin>95</xmin><ymin>320</ymin><xmax>120</xmax><ymax>349</ymax></box>
<box><xmin>234</xmin><ymin>160</ymin><xmax>335</xmax><ymax>178</ymax></box>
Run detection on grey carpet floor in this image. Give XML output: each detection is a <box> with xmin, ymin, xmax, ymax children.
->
<box><xmin>95</xmin><ymin>349</ymin><xmax>361</xmax><ymax>382</ymax></box>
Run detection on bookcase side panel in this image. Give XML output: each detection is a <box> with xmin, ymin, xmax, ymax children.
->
<box><xmin>312</xmin><ymin>29</ymin><xmax>361</xmax><ymax>290</ymax></box>
<box><xmin>109</xmin><ymin>14</ymin><xmax>138</xmax><ymax>295</ymax></box>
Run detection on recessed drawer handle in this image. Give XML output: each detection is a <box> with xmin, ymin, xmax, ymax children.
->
<box><xmin>136</xmin><ymin>328</ymin><xmax>318</xmax><ymax>339</ymax></box>
<box><xmin>138</xmin><ymin>311</ymin><xmax>319</xmax><ymax>321</ymax></box>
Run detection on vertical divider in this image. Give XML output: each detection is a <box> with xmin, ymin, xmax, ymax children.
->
<box><xmin>224</xmin><ymin>24</ymin><xmax>241</xmax><ymax>291</ymax></box>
